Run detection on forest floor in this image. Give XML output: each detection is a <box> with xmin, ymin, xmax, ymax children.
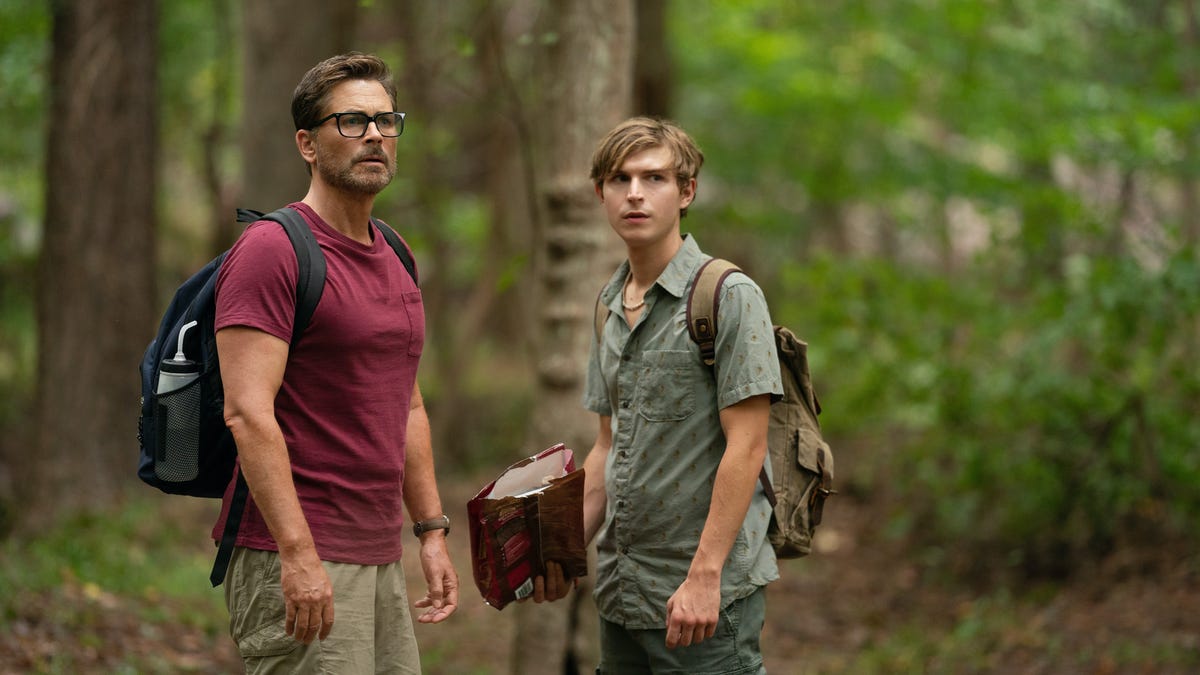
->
<box><xmin>1</xmin><ymin>452</ymin><xmax>1197</xmax><ymax>674</ymax></box>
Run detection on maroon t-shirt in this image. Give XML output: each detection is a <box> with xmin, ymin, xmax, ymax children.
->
<box><xmin>211</xmin><ymin>202</ymin><xmax>423</xmax><ymax>565</ymax></box>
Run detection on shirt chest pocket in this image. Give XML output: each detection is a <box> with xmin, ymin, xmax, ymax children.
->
<box><xmin>634</xmin><ymin>350</ymin><xmax>698</xmax><ymax>422</ymax></box>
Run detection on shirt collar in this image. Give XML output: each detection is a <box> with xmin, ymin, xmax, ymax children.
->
<box><xmin>601</xmin><ymin>233</ymin><xmax>707</xmax><ymax>308</ymax></box>
<box><xmin>657</xmin><ymin>234</ymin><xmax>706</xmax><ymax>299</ymax></box>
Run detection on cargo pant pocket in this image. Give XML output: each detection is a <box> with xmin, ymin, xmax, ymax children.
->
<box><xmin>226</xmin><ymin>548</ymin><xmax>301</xmax><ymax>659</ymax></box>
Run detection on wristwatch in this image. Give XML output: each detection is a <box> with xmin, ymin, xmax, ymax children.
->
<box><xmin>412</xmin><ymin>514</ymin><xmax>451</xmax><ymax>537</ymax></box>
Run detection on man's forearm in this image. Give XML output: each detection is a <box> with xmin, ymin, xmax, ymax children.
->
<box><xmin>226</xmin><ymin>412</ymin><xmax>316</xmax><ymax>554</ymax></box>
<box><xmin>688</xmin><ymin>395</ymin><xmax>771</xmax><ymax>579</ymax></box>
<box><xmin>688</xmin><ymin>445</ymin><xmax>764</xmax><ymax>579</ymax></box>
<box><xmin>401</xmin><ymin>396</ymin><xmax>445</xmax><ymax>521</ymax></box>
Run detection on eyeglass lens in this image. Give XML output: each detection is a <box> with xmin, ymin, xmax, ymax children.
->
<box><xmin>337</xmin><ymin>112</ymin><xmax>404</xmax><ymax>138</ymax></box>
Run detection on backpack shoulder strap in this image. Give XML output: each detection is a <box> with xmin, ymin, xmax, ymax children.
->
<box><xmin>686</xmin><ymin>258</ymin><xmax>742</xmax><ymax>366</ymax></box>
<box><xmin>594</xmin><ymin>287</ymin><xmax>608</xmax><ymax>343</ymax></box>
<box><xmin>372</xmin><ymin>218</ymin><xmax>418</xmax><ymax>286</ymax></box>
<box><xmin>251</xmin><ymin>208</ymin><xmax>327</xmax><ymax>347</ymax></box>
<box><xmin>685</xmin><ymin>258</ymin><xmax>774</xmax><ymax>502</ymax></box>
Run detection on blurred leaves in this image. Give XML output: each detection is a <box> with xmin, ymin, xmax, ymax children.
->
<box><xmin>1</xmin><ymin>0</ymin><xmax>1198</xmax><ymax>577</ymax></box>
<box><xmin>672</xmin><ymin>0</ymin><xmax>1200</xmax><ymax>573</ymax></box>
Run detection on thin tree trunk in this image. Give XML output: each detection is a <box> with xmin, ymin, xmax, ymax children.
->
<box><xmin>511</xmin><ymin>2</ymin><xmax>634</xmax><ymax>673</ymax></box>
<box><xmin>633</xmin><ymin>0</ymin><xmax>672</xmax><ymax>116</ymax></box>
<box><xmin>239</xmin><ymin>0</ymin><xmax>357</xmax><ymax>210</ymax></box>
<box><xmin>27</xmin><ymin>0</ymin><xmax>158</xmax><ymax>529</ymax></box>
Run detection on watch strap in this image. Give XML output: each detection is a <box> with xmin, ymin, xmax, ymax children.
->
<box><xmin>412</xmin><ymin>514</ymin><xmax>450</xmax><ymax>537</ymax></box>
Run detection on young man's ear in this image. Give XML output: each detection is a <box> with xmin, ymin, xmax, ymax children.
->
<box><xmin>679</xmin><ymin>177</ymin><xmax>697</xmax><ymax>209</ymax></box>
<box><xmin>595</xmin><ymin>182</ymin><xmax>605</xmax><ymax>201</ymax></box>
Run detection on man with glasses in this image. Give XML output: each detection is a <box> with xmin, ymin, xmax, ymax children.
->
<box><xmin>212</xmin><ymin>52</ymin><xmax>458</xmax><ymax>673</ymax></box>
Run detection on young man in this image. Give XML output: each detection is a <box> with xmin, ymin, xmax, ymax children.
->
<box><xmin>212</xmin><ymin>53</ymin><xmax>457</xmax><ymax>673</ymax></box>
<box><xmin>539</xmin><ymin>117</ymin><xmax>783</xmax><ymax>673</ymax></box>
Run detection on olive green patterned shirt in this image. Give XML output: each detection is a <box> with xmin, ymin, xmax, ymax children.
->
<box><xmin>582</xmin><ymin>234</ymin><xmax>783</xmax><ymax>630</ymax></box>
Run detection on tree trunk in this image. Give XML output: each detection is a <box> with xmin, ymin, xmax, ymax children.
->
<box><xmin>27</xmin><ymin>0</ymin><xmax>159</xmax><ymax>529</ymax></box>
<box><xmin>511</xmin><ymin>2</ymin><xmax>634</xmax><ymax>673</ymax></box>
<box><xmin>239</xmin><ymin>0</ymin><xmax>357</xmax><ymax>210</ymax></box>
<box><xmin>633</xmin><ymin>0</ymin><xmax>673</xmax><ymax>117</ymax></box>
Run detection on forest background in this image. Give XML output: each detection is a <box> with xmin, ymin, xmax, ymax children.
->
<box><xmin>0</xmin><ymin>0</ymin><xmax>1198</xmax><ymax>673</ymax></box>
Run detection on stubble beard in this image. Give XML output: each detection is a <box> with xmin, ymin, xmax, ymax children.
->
<box><xmin>316</xmin><ymin>150</ymin><xmax>396</xmax><ymax>196</ymax></box>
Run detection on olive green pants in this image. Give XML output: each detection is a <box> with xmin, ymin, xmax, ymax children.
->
<box><xmin>597</xmin><ymin>586</ymin><xmax>768</xmax><ymax>675</ymax></box>
<box><xmin>224</xmin><ymin>547</ymin><xmax>421</xmax><ymax>674</ymax></box>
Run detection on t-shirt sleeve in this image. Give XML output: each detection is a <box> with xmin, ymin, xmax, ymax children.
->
<box><xmin>214</xmin><ymin>221</ymin><xmax>300</xmax><ymax>343</ymax></box>
<box><xmin>713</xmin><ymin>275</ymin><xmax>784</xmax><ymax>409</ymax></box>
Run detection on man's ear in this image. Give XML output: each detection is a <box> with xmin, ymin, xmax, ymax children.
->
<box><xmin>296</xmin><ymin>129</ymin><xmax>317</xmax><ymax>165</ymax></box>
<box><xmin>594</xmin><ymin>182</ymin><xmax>605</xmax><ymax>202</ymax></box>
<box><xmin>679</xmin><ymin>177</ymin><xmax>697</xmax><ymax>209</ymax></box>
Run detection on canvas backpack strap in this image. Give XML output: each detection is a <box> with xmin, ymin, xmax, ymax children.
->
<box><xmin>372</xmin><ymin>218</ymin><xmax>418</xmax><ymax>285</ymax></box>
<box><xmin>686</xmin><ymin>258</ymin><xmax>742</xmax><ymax>367</ymax></box>
<box><xmin>685</xmin><ymin>257</ymin><xmax>776</xmax><ymax>505</ymax></box>
<box><xmin>594</xmin><ymin>287</ymin><xmax>608</xmax><ymax>343</ymax></box>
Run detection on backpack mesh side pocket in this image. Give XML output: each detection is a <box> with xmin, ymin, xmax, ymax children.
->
<box><xmin>154</xmin><ymin>381</ymin><xmax>203</xmax><ymax>483</ymax></box>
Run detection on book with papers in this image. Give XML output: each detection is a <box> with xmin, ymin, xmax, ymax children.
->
<box><xmin>467</xmin><ymin>443</ymin><xmax>588</xmax><ymax>610</ymax></box>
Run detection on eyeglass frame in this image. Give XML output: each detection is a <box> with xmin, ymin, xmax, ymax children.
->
<box><xmin>309</xmin><ymin>111</ymin><xmax>407</xmax><ymax>138</ymax></box>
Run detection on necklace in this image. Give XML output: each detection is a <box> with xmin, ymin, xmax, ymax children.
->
<box><xmin>622</xmin><ymin>273</ymin><xmax>645</xmax><ymax>311</ymax></box>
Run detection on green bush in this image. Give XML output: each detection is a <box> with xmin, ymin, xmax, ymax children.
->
<box><xmin>776</xmin><ymin>250</ymin><xmax>1200</xmax><ymax>577</ymax></box>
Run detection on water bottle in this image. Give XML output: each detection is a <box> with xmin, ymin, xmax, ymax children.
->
<box><xmin>157</xmin><ymin>320</ymin><xmax>199</xmax><ymax>394</ymax></box>
<box><xmin>155</xmin><ymin>320</ymin><xmax>200</xmax><ymax>482</ymax></box>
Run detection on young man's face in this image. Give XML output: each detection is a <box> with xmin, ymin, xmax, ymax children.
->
<box><xmin>299</xmin><ymin>79</ymin><xmax>397</xmax><ymax>195</ymax></box>
<box><xmin>596</xmin><ymin>145</ymin><xmax>696</xmax><ymax>250</ymax></box>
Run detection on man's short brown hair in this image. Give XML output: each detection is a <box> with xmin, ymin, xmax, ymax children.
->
<box><xmin>292</xmin><ymin>52</ymin><xmax>398</xmax><ymax>132</ymax></box>
<box><xmin>589</xmin><ymin>116</ymin><xmax>705</xmax><ymax>215</ymax></box>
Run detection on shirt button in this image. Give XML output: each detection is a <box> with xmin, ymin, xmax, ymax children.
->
<box><xmin>620</xmin><ymin>400</ymin><xmax>630</xmax><ymax>409</ymax></box>
<box><xmin>621</xmin><ymin>354</ymin><xmax>631</xmax><ymax>362</ymax></box>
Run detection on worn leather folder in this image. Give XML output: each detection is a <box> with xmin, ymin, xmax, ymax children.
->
<box><xmin>467</xmin><ymin>443</ymin><xmax>588</xmax><ymax>610</ymax></box>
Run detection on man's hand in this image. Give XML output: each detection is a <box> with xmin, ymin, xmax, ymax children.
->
<box><xmin>530</xmin><ymin>561</ymin><xmax>577</xmax><ymax>603</ymax></box>
<box><xmin>281</xmin><ymin>548</ymin><xmax>335</xmax><ymax>644</ymax></box>
<box><xmin>664</xmin><ymin>575</ymin><xmax>720</xmax><ymax>649</ymax></box>
<box><xmin>414</xmin><ymin>534</ymin><xmax>459</xmax><ymax>623</ymax></box>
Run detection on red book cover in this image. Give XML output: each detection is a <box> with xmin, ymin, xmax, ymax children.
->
<box><xmin>467</xmin><ymin>443</ymin><xmax>588</xmax><ymax>610</ymax></box>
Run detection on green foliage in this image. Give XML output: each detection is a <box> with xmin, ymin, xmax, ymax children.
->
<box><xmin>3</xmin><ymin>0</ymin><xmax>1197</xmax><ymax>586</ymax></box>
<box><xmin>0</xmin><ymin>499</ymin><xmax>223</xmax><ymax>609</ymax></box>
<box><xmin>670</xmin><ymin>0</ymin><xmax>1200</xmax><ymax>574</ymax></box>
<box><xmin>0</xmin><ymin>499</ymin><xmax>228</xmax><ymax>672</ymax></box>
<box><xmin>0</xmin><ymin>0</ymin><xmax>49</xmax><ymax>404</ymax></box>
<box><xmin>777</xmin><ymin>249</ymin><xmax>1200</xmax><ymax>573</ymax></box>
<box><xmin>0</xmin><ymin>0</ymin><xmax>49</xmax><ymax>206</ymax></box>
<box><xmin>845</xmin><ymin>589</ymin><xmax>1200</xmax><ymax>673</ymax></box>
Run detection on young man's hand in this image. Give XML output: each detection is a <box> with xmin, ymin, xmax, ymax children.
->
<box><xmin>530</xmin><ymin>560</ymin><xmax>577</xmax><ymax>603</ymax></box>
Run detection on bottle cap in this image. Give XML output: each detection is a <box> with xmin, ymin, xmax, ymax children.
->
<box><xmin>160</xmin><ymin>357</ymin><xmax>197</xmax><ymax>374</ymax></box>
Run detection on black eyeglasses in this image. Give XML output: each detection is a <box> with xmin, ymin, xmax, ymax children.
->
<box><xmin>311</xmin><ymin>111</ymin><xmax>406</xmax><ymax>138</ymax></box>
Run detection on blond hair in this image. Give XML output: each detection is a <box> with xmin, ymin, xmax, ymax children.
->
<box><xmin>589</xmin><ymin>117</ymin><xmax>704</xmax><ymax>216</ymax></box>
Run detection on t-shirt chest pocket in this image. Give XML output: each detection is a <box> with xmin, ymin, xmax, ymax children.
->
<box><xmin>400</xmin><ymin>290</ymin><xmax>424</xmax><ymax>357</ymax></box>
<box><xmin>633</xmin><ymin>350</ymin><xmax>698</xmax><ymax>421</ymax></box>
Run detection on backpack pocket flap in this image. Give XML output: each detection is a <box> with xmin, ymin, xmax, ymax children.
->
<box><xmin>791</xmin><ymin>428</ymin><xmax>835</xmax><ymax>528</ymax></box>
<box><xmin>794</xmin><ymin>427</ymin><xmax>833</xmax><ymax>485</ymax></box>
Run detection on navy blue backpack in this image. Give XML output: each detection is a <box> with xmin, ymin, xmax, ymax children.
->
<box><xmin>137</xmin><ymin>207</ymin><xmax>415</xmax><ymax>586</ymax></box>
